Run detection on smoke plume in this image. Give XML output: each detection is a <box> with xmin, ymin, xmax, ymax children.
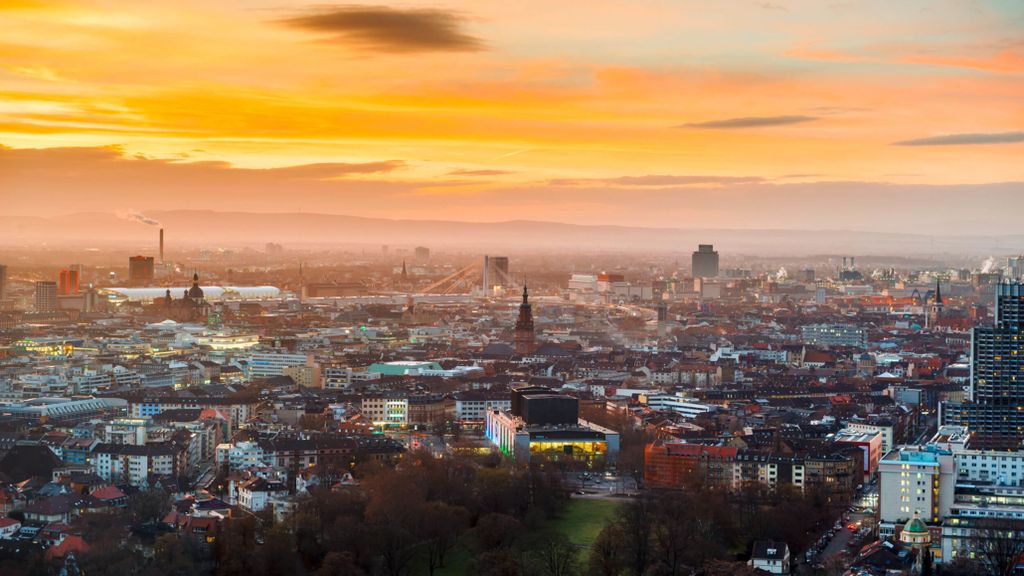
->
<box><xmin>118</xmin><ymin>210</ymin><xmax>161</xmax><ymax>226</ymax></box>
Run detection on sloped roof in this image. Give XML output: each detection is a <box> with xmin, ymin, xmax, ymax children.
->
<box><xmin>0</xmin><ymin>445</ymin><xmax>62</xmax><ymax>484</ymax></box>
<box><xmin>47</xmin><ymin>534</ymin><xmax>90</xmax><ymax>559</ymax></box>
<box><xmin>90</xmin><ymin>485</ymin><xmax>126</xmax><ymax>501</ymax></box>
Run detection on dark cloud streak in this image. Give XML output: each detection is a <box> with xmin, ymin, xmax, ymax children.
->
<box><xmin>679</xmin><ymin>115</ymin><xmax>818</xmax><ymax>129</ymax></box>
<box><xmin>278</xmin><ymin>5</ymin><xmax>483</xmax><ymax>52</ymax></box>
<box><xmin>266</xmin><ymin>161</ymin><xmax>405</xmax><ymax>178</ymax></box>
<box><xmin>894</xmin><ymin>131</ymin><xmax>1024</xmax><ymax>146</ymax></box>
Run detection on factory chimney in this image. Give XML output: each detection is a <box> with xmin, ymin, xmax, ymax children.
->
<box><xmin>159</xmin><ymin>228</ymin><xmax>164</xmax><ymax>263</ymax></box>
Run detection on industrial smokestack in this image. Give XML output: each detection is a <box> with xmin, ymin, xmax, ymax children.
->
<box><xmin>159</xmin><ymin>228</ymin><xmax>164</xmax><ymax>263</ymax></box>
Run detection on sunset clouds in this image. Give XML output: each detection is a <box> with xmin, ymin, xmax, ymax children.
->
<box><xmin>0</xmin><ymin>0</ymin><xmax>1022</xmax><ymax>230</ymax></box>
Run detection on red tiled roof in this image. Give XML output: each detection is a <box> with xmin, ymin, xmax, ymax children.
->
<box><xmin>90</xmin><ymin>485</ymin><xmax>126</xmax><ymax>501</ymax></box>
<box><xmin>47</xmin><ymin>535</ymin><xmax>89</xmax><ymax>559</ymax></box>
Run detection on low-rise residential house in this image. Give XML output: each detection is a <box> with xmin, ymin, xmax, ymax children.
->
<box><xmin>749</xmin><ymin>540</ymin><xmax>790</xmax><ymax>574</ymax></box>
<box><xmin>0</xmin><ymin>517</ymin><xmax>21</xmax><ymax>539</ymax></box>
<box><xmin>237</xmin><ymin>477</ymin><xmax>288</xmax><ymax>512</ymax></box>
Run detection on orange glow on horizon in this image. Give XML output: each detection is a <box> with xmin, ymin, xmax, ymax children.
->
<box><xmin>0</xmin><ymin>0</ymin><xmax>1022</xmax><ymax>228</ymax></box>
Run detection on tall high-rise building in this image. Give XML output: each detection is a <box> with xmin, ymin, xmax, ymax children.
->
<box><xmin>414</xmin><ymin>246</ymin><xmax>430</xmax><ymax>261</ymax></box>
<box><xmin>514</xmin><ymin>284</ymin><xmax>535</xmax><ymax>355</ymax></box>
<box><xmin>1008</xmin><ymin>255</ymin><xmax>1024</xmax><ymax>281</ymax></box>
<box><xmin>128</xmin><ymin>256</ymin><xmax>155</xmax><ymax>285</ymax></box>
<box><xmin>0</xmin><ymin>264</ymin><xmax>7</xmax><ymax>303</ymax></box>
<box><xmin>58</xmin><ymin>268</ymin><xmax>79</xmax><ymax>295</ymax></box>
<box><xmin>35</xmin><ymin>281</ymin><xmax>57</xmax><ymax>312</ymax></box>
<box><xmin>483</xmin><ymin>255</ymin><xmax>510</xmax><ymax>292</ymax></box>
<box><xmin>691</xmin><ymin>244</ymin><xmax>719</xmax><ymax>278</ymax></box>
<box><xmin>956</xmin><ymin>282</ymin><xmax>1024</xmax><ymax>441</ymax></box>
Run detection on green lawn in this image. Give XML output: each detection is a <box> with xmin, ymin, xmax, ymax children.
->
<box><xmin>539</xmin><ymin>498</ymin><xmax>622</xmax><ymax>548</ymax></box>
<box><xmin>430</xmin><ymin>542</ymin><xmax>473</xmax><ymax>576</ymax></box>
<box><xmin>426</xmin><ymin>498</ymin><xmax>623</xmax><ymax>575</ymax></box>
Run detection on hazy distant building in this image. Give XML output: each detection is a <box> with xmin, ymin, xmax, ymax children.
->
<box><xmin>1008</xmin><ymin>255</ymin><xmax>1024</xmax><ymax>281</ymax></box>
<box><xmin>58</xmin><ymin>268</ymin><xmax>79</xmax><ymax>295</ymax></box>
<box><xmin>35</xmin><ymin>281</ymin><xmax>57</xmax><ymax>312</ymax></box>
<box><xmin>0</xmin><ymin>264</ymin><xmax>6</xmax><ymax>303</ymax></box>
<box><xmin>971</xmin><ymin>271</ymin><xmax>1002</xmax><ymax>288</ymax></box>
<box><xmin>302</xmin><ymin>282</ymin><xmax>363</xmax><ymax>298</ymax></box>
<box><xmin>926</xmin><ymin>278</ymin><xmax>944</xmax><ymax>330</ymax></box>
<box><xmin>691</xmin><ymin>244</ymin><xmax>719</xmax><ymax>278</ymax></box>
<box><xmin>800</xmin><ymin>323</ymin><xmax>867</xmax><ymax>347</ymax></box>
<box><xmin>838</xmin><ymin>256</ymin><xmax>863</xmax><ymax>281</ymax></box>
<box><xmin>694</xmin><ymin>277</ymin><xmax>722</xmax><ymax>299</ymax></box>
<box><xmin>483</xmin><ymin>255</ymin><xmax>510</xmax><ymax>292</ymax></box>
<box><xmin>414</xmin><ymin>246</ymin><xmax>430</xmax><ymax>261</ymax></box>
<box><xmin>162</xmin><ymin>273</ymin><xmax>210</xmax><ymax>322</ymax></box>
<box><xmin>128</xmin><ymin>256</ymin><xmax>155</xmax><ymax>285</ymax></box>
<box><xmin>722</xmin><ymin>268</ymin><xmax>751</xmax><ymax>279</ymax></box>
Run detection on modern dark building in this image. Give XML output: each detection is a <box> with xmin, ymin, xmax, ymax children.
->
<box><xmin>956</xmin><ymin>282</ymin><xmax>1024</xmax><ymax>442</ymax></box>
<box><xmin>128</xmin><ymin>256</ymin><xmax>155</xmax><ymax>285</ymax></box>
<box><xmin>487</xmin><ymin>385</ymin><xmax>619</xmax><ymax>464</ymax></box>
<box><xmin>510</xmin><ymin>385</ymin><xmax>553</xmax><ymax>416</ymax></box>
<box><xmin>0</xmin><ymin>264</ymin><xmax>6</xmax><ymax>303</ymax></box>
<box><xmin>34</xmin><ymin>281</ymin><xmax>57</xmax><ymax>312</ymax></box>
<box><xmin>520</xmin><ymin>394</ymin><xmax>578</xmax><ymax>426</ymax></box>
<box><xmin>691</xmin><ymin>244</ymin><xmax>719</xmax><ymax>278</ymax></box>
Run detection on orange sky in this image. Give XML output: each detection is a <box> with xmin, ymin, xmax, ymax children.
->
<box><xmin>1</xmin><ymin>0</ymin><xmax>1023</xmax><ymax>230</ymax></box>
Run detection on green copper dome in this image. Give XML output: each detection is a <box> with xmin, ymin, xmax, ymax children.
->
<box><xmin>904</xmin><ymin>514</ymin><xmax>928</xmax><ymax>534</ymax></box>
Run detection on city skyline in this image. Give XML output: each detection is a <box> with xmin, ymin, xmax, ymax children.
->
<box><xmin>4</xmin><ymin>3</ymin><xmax>1024</xmax><ymax>574</ymax></box>
<box><xmin>2</xmin><ymin>1</ymin><xmax>1024</xmax><ymax>231</ymax></box>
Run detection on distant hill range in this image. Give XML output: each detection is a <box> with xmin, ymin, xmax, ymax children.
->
<box><xmin>2</xmin><ymin>210</ymin><xmax>1024</xmax><ymax>255</ymax></box>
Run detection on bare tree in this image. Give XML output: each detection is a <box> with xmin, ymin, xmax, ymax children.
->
<box><xmin>588</xmin><ymin>523</ymin><xmax>626</xmax><ymax>576</ymax></box>
<box><xmin>531</xmin><ymin>533</ymin><xmax>578</xmax><ymax>576</ymax></box>
<box><xmin>620</xmin><ymin>494</ymin><xmax>655</xmax><ymax>576</ymax></box>
<box><xmin>969</xmin><ymin>518</ymin><xmax>1024</xmax><ymax>576</ymax></box>
<box><xmin>419</xmin><ymin>501</ymin><xmax>470</xmax><ymax>575</ymax></box>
